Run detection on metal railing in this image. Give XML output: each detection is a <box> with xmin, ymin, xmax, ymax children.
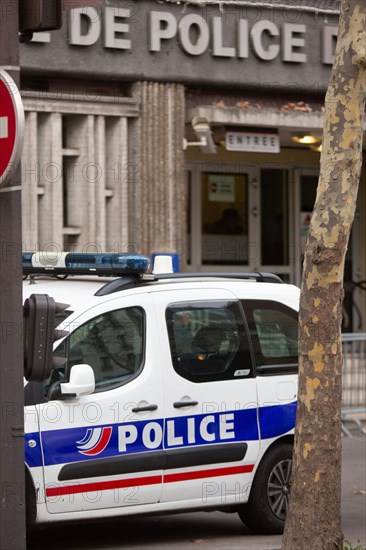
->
<box><xmin>342</xmin><ymin>333</ymin><xmax>366</xmax><ymax>408</ymax></box>
<box><xmin>341</xmin><ymin>333</ymin><xmax>366</xmax><ymax>436</ymax></box>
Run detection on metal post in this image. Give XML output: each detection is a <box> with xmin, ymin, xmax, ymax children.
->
<box><xmin>0</xmin><ymin>0</ymin><xmax>26</xmax><ymax>548</ymax></box>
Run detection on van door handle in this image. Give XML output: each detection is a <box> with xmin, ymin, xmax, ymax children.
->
<box><xmin>131</xmin><ymin>404</ymin><xmax>158</xmax><ymax>413</ymax></box>
<box><xmin>173</xmin><ymin>401</ymin><xmax>198</xmax><ymax>408</ymax></box>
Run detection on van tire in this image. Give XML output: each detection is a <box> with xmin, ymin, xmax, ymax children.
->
<box><xmin>238</xmin><ymin>443</ymin><xmax>293</xmax><ymax>534</ymax></box>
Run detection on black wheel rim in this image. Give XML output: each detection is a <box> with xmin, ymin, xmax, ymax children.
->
<box><xmin>267</xmin><ymin>458</ymin><xmax>292</xmax><ymax>520</ymax></box>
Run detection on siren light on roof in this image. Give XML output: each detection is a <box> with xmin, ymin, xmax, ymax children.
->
<box><xmin>22</xmin><ymin>251</ymin><xmax>150</xmax><ymax>276</ymax></box>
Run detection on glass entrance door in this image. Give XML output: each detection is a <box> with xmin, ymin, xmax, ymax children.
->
<box><xmin>260</xmin><ymin>169</ymin><xmax>289</xmax><ymax>267</ymax></box>
<box><xmin>201</xmin><ymin>172</ymin><xmax>249</xmax><ymax>266</ymax></box>
<box><xmin>188</xmin><ymin>164</ymin><xmax>293</xmax><ymax>280</ymax></box>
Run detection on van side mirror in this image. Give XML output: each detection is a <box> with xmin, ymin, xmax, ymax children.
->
<box><xmin>59</xmin><ymin>364</ymin><xmax>95</xmax><ymax>399</ymax></box>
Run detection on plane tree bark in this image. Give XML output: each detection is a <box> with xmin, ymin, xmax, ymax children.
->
<box><xmin>282</xmin><ymin>1</ymin><xmax>366</xmax><ymax>549</ymax></box>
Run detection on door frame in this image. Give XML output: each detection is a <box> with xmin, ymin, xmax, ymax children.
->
<box><xmin>187</xmin><ymin>161</ymin><xmax>296</xmax><ymax>281</ymax></box>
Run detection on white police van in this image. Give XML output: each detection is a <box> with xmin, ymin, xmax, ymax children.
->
<box><xmin>23</xmin><ymin>252</ymin><xmax>299</xmax><ymax>535</ymax></box>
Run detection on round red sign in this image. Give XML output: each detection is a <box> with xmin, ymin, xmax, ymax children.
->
<box><xmin>0</xmin><ymin>70</ymin><xmax>24</xmax><ymax>187</ymax></box>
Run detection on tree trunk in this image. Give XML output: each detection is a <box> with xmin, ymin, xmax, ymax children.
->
<box><xmin>282</xmin><ymin>1</ymin><xmax>366</xmax><ymax>549</ymax></box>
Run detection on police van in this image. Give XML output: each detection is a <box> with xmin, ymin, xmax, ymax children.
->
<box><xmin>23</xmin><ymin>252</ymin><xmax>299</xmax><ymax>535</ymax></box>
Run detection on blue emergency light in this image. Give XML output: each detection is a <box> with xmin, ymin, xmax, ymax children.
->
<box><xmin>22</xmin><ymin>252</ymin><xmax>150</xmax><ymax>276</ymax></box>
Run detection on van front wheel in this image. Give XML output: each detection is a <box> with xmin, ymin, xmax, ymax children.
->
<box><xmin>238</xmin><ymin>443</ymin><xmax>293</xmax><ymax>534</ymax></box>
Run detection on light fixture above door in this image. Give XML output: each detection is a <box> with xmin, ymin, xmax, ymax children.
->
<box><xmin>292</xmin><ymin>133</ymin><xmax>322</xmax><ymax>145</ymax></box>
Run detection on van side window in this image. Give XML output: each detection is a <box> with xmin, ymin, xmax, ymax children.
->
<box><xmin>242</xmin><ymin>300</ymin><xmax>298</xmax><ymax>375</ymax></box>
<box><xmin>46</xmin><ymin>306</ymin><xmax>145</xmax><ymax>395</ymax></box>
<box><xmin>166</xmin><ymin>301</ymin><xmax>253</xmax><ymax>383</ymax></box>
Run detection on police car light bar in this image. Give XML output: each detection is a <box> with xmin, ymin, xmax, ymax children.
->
<box><xmin>22</xmin><ymin>252</ymin><xmax>150</xmax><ymax>276</ymax></box>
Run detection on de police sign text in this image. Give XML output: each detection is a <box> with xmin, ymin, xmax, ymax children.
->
<box><xmin>21</xmin><ymin>1</ymin><xmax>338</xmax><ymax>92</ymax></box>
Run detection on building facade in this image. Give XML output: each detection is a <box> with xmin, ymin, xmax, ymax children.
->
<box><xmin>19</xmin><ymin>0</ymin><xmax>365</xmax><ymax>330</ymax></box>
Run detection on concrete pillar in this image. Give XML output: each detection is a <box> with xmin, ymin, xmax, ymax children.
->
<box><xmin>94</xmin><ymin>115</ymin><xmax>106</xmax><ymax>250</ymax></box>
<box><xmin>106</xmin><ymin>116</ymin><xmax>129</xmax><ymax>252</ymax></box>
<box><xmin>38</xmin><ymin>112</ymin><xmax>63</xmax><ymax>250</ymax></box>
<box><xmin>64</xmin><ymin>114</ymin><xmax>95</xmax><ymax>250</ymax></box>
<box><xmin>21</xmin><ymin>111</ymin><xmax>38</xmax><ymax>249</ymax></box>
<box><xmin>132</xmin><ymin>82</ymin><xmax>186</xmax><ymax>268</ymax></box>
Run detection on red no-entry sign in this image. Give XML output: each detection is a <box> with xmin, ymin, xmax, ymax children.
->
<box><xmin>0</xmin><ymin>69</ymin><xmax>24</xmax><ymax>187</ymax></box>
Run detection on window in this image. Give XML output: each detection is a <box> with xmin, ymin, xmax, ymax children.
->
<box><xmin>166</xmin><ymin>301</ymin><xmax>253</xmax><ymax>382</ymax></box>
<box><xmin>46</xmin><ymin>306</ymin><xmax>145</xmax><ymax>395</ymax></box>
<box><xmin>201</xmin><ymin>173</ymin><xmax>249</xmax><ymax>265</ymax></box>
<box><xmin>242</xmin><ymin>300</ymin><xmax>298</xmax><ymax>375</ymax></box>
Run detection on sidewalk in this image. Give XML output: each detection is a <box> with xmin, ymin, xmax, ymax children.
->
<box><xmin>341</xmin><ymin>437</ymin><xmax>366</xmax><ymax>546</ymax></box>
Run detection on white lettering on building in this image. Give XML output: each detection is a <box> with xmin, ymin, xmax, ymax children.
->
<box><xmin>69</xmin><ymin>7</ymin><xmax>101</xmax><ymax>46</ymax></box>
<box><xmin>212</xmin><ymin>16</ymin><xmax>235</xmax><ymax>57</ymax></box>
<box><xmin>149</xmin><ymin>13</ymin><xmax>306</xmax><ymax>63</ymax></box>
<box><xmin>104</xmin><ymin>8</ymin><xmax>131</xmax><ymax>50</ymax></box>
<box><xmin>149</xmin><ymin>11</ymin><xmax>177</xmax><ymax>52</ymax></box>
<box><xmin>178</xmin><ymin>14</ymin><xmax>210</xmax><ymax>56</ymax></box>
<box><xmin>69</xmin><ymin>7</ymin><xmax>131</xmax><ymax>49</ymax></box>
<box><xmin>250</xmin><ymin>20</ymin><xmax>280</xmax><ymax>61</ymax></box>
<box><xmin>282</xmin><ymin>24</ymin><xmax>307</xmax><ymax>62</ymax></box>
<box><xmin>36</xmin><ymin>8</ymin><xmax>337</xmax><ymax>67</ymax></box>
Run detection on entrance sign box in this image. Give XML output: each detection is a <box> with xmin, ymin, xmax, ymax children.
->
<box><xmin>226</xmin><ymin>131</ymin><xmax>280</xmax><ymax>154</ymax></box>
<box><xmin>0</xmin><ymin>70</ymin><xmax>25</xmax><ymax>187</ymax></box>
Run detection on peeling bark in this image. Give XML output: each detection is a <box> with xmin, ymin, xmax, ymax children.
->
<box><xmin>282</xmin><ymin>1</ymin><xmax>366</xmax><ymax>549</ymax></box>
